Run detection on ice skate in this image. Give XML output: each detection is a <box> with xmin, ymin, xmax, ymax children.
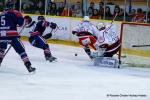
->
<box><xmin>25</xmin><ymin>62</ymin><xmax>36</xmax><ymax>73</ymax></box>
<box><xmin>48</xmin><ymin>56</ymin><xmax>57</xmax><ymax>62</ymax></box>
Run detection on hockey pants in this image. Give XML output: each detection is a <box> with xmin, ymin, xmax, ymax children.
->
<box><xmin>29</xmin><ymin>35</ymin><xmax>52</xmax><ymax>57</ymax></box>
<box><xmin>0</xmin><ymin>37</ymin><xmax>31</xmax><ymax>64</ymax></box>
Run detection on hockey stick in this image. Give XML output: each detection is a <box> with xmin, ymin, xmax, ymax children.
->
<box><xmin>97</xmin><ymin>13</ymin><xmax>118</xmax><ymax>47</ymax></box>
<box><xmin>105</xmin><ymin>13</ymin><xmax>118</xmax><ymax>32</ymax></box>
<box><xmin>132</xmin><ymin>45</ymin><xmax>150</xmax><ymax>47</ymax></box>
<box><xmin>3</xmin><ymin>24</ymin><xmax>26</xmax><ymax>59</ymax></box>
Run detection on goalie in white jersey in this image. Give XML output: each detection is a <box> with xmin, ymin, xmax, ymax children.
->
<box><xmin>94</xmin><ymin>22</ymin><xmax>121</xmax><ymax>57</ymax></box>
<box><xmin>72</xmin><ymin>16</ymin><xmax>97</xmax><ymax>59</ymax></box>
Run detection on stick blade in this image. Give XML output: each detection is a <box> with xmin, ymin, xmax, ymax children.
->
<box><xmin>132</xmin><ymin>45</ymin><xmax>150</xmax><ymax>47</ymax></box>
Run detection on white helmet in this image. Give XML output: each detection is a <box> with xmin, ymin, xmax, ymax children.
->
<box><xmin>83</xmin><ymin>16</ymin><xmax>90</xmax><ymax>21</ymax></box>
<box><xmin>96</xmin><ymin>22</ymin><xmax>105</xmax><ymax>30</ymax></box>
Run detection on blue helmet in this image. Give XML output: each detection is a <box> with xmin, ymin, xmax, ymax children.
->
<box><xmin>37</xmin><ymin>16</ymin><xmax>45</xmax><ymax>21</ymax></box>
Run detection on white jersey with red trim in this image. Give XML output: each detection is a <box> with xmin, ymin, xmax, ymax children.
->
<box><xmin>73</xmin><ymin>21</ymin><xmax>98</xmax><ymax>36</ymax></box>
<box><xmin>96</xmin><ymin>24</ymin><xmax>119</xmax><ymax>46</ymax></box>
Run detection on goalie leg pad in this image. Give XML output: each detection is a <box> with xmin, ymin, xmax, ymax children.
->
<box><xmin>94</xmin><ymin>57</ymin><xmax>119</xmax><ymax>68</ymax></box>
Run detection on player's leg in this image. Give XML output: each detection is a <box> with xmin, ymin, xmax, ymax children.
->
<box><xmin>89</xmin><ymin>36</ymin><xmax>97</xmax><ymax>50</ymax></box>
<box><xmin>79</xmin><ymin>36</ymin><xmax>97</xmax><ymax>59</ymax></box>
<box><xmin>0</xmin><ymin>41</ymin><xmax>8</xmax><ymax>65</ymax></box>
<box><xmin>29</xmin><ymin>35</ymin><xmax>56</xmax><ymax>62</ymax></box>
<box><xmin>104</xmin><ymin>40</ymin><xmax>121</xmax><ymax>57</ymax></box>
<box><xmin>11</xmin><ymin>37</ymin><xmax>35</xmax><ymax>73</ymax></box>
<box><xmin>83</xmin><ymin>46</ymin><xmax>94</xmax><ymax>59</ymax></box>
<box><xmin>104</xmin><ymin>46</ymin><xmax>120</xmax><ymax>57</ymax></box>
<box><xmin>79</xmin><ymin>37</ymin><xmax>93</xmax><ymax>59</ymax></box>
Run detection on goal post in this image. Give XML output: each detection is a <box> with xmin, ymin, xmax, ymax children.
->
<box><xmin>119</xmin><ymin>22</ymin><xmax>150</xmax><ymax>67</ymax></box>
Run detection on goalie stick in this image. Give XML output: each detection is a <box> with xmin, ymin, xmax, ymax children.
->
<box><xmin>104</xmin><ymin>13</ymin><xmax>118</xmax><ymax>32</ymax></box>
<box><xmin>132</xmin><ymin>44</ymin><xmax>150</xmax><ymax>47</ymax></box>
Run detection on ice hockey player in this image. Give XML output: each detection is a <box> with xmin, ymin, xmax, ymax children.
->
<box><xmin>72</xmin><ymin>16</ymin><xmax>98</xmax><ymax>59</ymax></box>
<box><xmin>26</xmin><ymin>15</ymin><xmax>57</xmax><ymax>62</ymax></box>
<box><xmin>92</xmin><ymin>22</ymin><xmax>121</xmax><ymax>67</ymax></box>
<box><xmin>94</xmin><ymin>22</ymin><xmax>120</xmax><ymax>57</ymax></box>
<box><xmin>0</xmin><ymin>1</ymin><xmax>36</xmax><ymax>73</ymax></box>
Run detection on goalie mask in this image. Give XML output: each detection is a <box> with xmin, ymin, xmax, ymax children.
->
<box><xmin>96</xmin><ymin>22</ymin><xmax>105</xmax><ymax>30</ymax></box>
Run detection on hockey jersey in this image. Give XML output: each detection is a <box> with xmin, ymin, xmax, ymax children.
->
<box><xmin>29</xmin><ymin>20</ymin><xmax>49</xmax><ymax>36</ymax></box>
<box><xmin>0</xmin><ymin>10</ymin><xmax>24</xmax><ymax>37</ymax></box>
<box><xmin>73</xmin><ymin>21</ymin><xmax>98</xmax><ymax>37</ymax></box>
<box><xmin>95</xmin><ymin>24</ymin><xmax>120</xmax><ymax>52</ymax></box>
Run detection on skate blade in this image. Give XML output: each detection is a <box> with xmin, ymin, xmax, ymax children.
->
<box><xmin>47</xmin><ymin>58</ymin><xmax>58</xmax><ymax>62</ymax></box>
<box><xmin>28</xmin><ymin>70</ymin><xmax>36</xmax><ymax>75</ymax></box>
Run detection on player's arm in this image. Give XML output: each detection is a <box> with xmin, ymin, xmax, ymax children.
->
<box><xmin>72</xmin><ymin>25</ymin><xmax>80</xmax><ymax>36</ymax></box>
<box><xmin>49</xmin><ymin>22</ymin><xmax>57</xmax><ymax>29</ymax></box>
<box><xmin>42</xmin><ymin>21</ymin><xmax>57</xmax><ymax>29</ymax></box>
<box><xmin>42</xmin><ymin>21</ymin><xmax>53</xmax><ymax>39</ymax></box>
<box><xmin>12</xmin><ymin>10</ymin><xmax>24</xmax><ymax>26</ymax></box>
<box><xmin>42</xmin><ymin>21</ymin><xmax>57</xmax><ymax>39</ymax></box>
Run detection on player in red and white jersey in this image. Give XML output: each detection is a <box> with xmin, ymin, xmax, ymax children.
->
<box><xmin>72</xmin><ymin>16</ymin><xmax>98</xmax><ymax>59</ymax></box>
<box><xmin>94</xmin><ymin>22</ymin><xmax>120</xmax><ymax>57</ymax></box>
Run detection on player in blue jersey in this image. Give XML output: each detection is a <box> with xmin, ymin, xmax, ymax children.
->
<box><xmin>26</xmin><ymin>15</ymin><xmax>57</xmax><ymax>62</ymax></box>
<box><xmin>0</xmin><ymin>1</ymin><xmax>36</xmax><ymax>73</ymax></box>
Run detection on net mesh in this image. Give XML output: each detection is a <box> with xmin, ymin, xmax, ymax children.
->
<box><xmin>120</xmin><ymin>22</ymin><xmax>150</xmax><ymax>67</ymax></box>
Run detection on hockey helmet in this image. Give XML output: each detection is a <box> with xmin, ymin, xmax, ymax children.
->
<box><xmin>24</xmin><ymin>15</ymin><xmax>32</xmax><ymax>24</ymax></box>
<box><xmin>37</xmin><ymin>16</ymin><xmax>45</xmax><ymax>21</ymax></box>
<box><xmin>96</xmin><ymin>22</ymin><xmax>105</xmax><ymax>30</ymax></box>
<box><xmin>83</xmin><ymin>16</ymin><xmax>90</xmax><ymax>22</ymax></box>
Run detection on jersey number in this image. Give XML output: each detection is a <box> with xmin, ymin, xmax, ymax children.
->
<box><xmin>1</xmin><ymin>16</ymin><xmax>6</xmax><ymax>26</ymax></box>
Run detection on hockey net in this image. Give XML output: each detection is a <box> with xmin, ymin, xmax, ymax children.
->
<box><xmin>119</xmin><ymin>22</ymin><xmax>150</xmax><ymax>67</ymax></box>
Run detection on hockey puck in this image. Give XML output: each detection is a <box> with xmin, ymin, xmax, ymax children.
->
<box><xmin>75</xmin><ymin>53</ymin><xmax>78</xmax><ymax>56</ymax></box>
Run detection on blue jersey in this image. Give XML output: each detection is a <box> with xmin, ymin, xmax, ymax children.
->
<box><xmin>0</xmin><ymin>10</ymin><xmax>24</xmax><ymax>37</ymax></box>
<box><xmin>30</xmin><ymin>20</ymin><xmax>50</xmax><ymax>36</ymax></box>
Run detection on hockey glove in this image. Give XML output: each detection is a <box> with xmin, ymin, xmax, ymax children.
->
<box><xmin>43</xmin><ymin>33</ymin><xmax>52</xmax><ymax>39</ymax></box>
<box><xmin>50</xmin><ymin>22</ymin><xmax>57</xmax><ymax>29</ymax></box>
<box><xmin>72</xmin><ymin>31</ymin><xmax>78</xmax><ymax>35</ymax></box>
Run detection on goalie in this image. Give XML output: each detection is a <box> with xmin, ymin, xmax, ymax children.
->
<box><xmin>94</xmin><ymin>22</ymin><xmax>121</xmax><ymax>58</ymax></box>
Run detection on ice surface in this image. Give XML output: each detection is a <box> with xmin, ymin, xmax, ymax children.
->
<box><xmin>0</xmin><ymin>42</ymin><xmax>150</xmax><ymax>100</ymax></box>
